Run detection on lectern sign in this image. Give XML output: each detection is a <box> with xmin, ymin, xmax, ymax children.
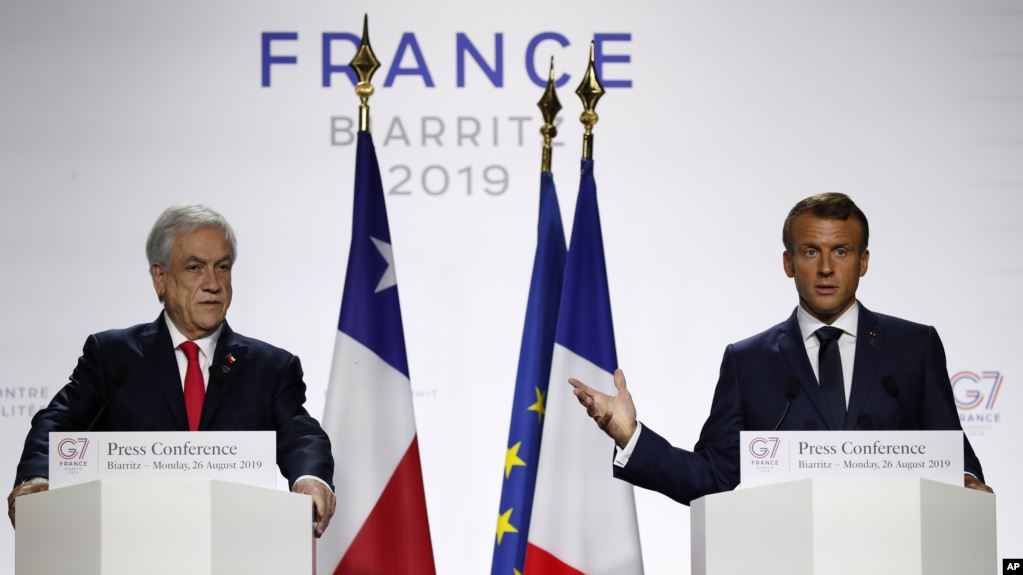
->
<box><xmin>49</xmin><ymin>431</ymin><xmax>277</xmax><ymax>489</ymax></box>
<box><xmin>739</xmin><ymin>430</ymin><xmax>964</xmax><ymax>488</ymax></box>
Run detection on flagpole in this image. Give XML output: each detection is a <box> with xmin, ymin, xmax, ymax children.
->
<box><xmin>524</xmin><ymin>38</ymin><xmax>643</xmax><ymax>574</ymax></box>
<box><xmin>538</xmin><ymin>58</ymin><xmax>562</xmax><ymax>172</ymax></box>
<box><xmin>490</xmin><ymin>57</ymin><xmax>569</xmax><ymax>575</ymax></box>
<box><xmin>350</xmin><ymin>14</ymin><xmax>381</xmax><ymax>133</ymax></box>
<box><xmin>576</xmin><ymin>41</ymin><xmax>605</xmax><ymax>160</ymax></box>
<box><xmin>320</xmin><ymin>14</ymin><xmax>438</xmax><ymax>574</ymax></box>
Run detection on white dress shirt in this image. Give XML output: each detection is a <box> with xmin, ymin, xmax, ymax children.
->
<box><xmin>165</xmin><ymin>315</ymin><xmax>221</xmax><ymax>391</ymax></box>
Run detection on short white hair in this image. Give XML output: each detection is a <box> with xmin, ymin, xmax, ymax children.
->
<box><xmin>146</xmin><ymin>204</ymin><xmax>237</xmax><ymax>269</ymax></box>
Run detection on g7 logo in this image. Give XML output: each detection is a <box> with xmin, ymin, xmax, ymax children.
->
<box><xmin>57</xmin><ymin>438</ymin><xmax>90</xmax><ymax>460</ymax></box>
<box><xmin>749</xmin><ymin>437</ymin><xmax>780</xmax><ymax>459</ymax></box>
<box><xmin>951</xmin><ymin>371</ymin><xmax>1003</xmax><ymax>411</ymax></box>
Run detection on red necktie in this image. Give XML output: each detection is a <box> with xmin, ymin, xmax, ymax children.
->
<box><xmin>179</xmin><ymin>341</ymin><xmax>205</xmax><ymax>431</ymax></box>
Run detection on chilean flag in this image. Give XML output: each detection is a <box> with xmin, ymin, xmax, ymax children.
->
<box><xmin>318</xmin><ymin>130</ymin><xmax>436</xmax><ymax>574</ymax></box>
<box><xmin>525</xmin><ymin>159</ymin><xmax>645</xmax><ymax>574</ymax></box>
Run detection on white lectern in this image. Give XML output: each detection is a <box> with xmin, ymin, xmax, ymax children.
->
<box><xmin>691</xmin><ymin>478</ymin><xmax>996</xmax><ymax>575</ymax></box>
<box><xmin>16</xmin><ymin>480</ymin><xmax>312</xmax><ymax>575</ymax></box>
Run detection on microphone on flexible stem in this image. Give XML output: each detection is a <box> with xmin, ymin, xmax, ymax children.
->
<box><xmin>881</xmin><ymin>374</ymin><xmax>918</xmax><ymax>430</ymax></box>
<box><xmin>772</xmin><ymin>376</ymin><xmax>801</xmax><ymax>431</ymax></box>
<box><xmin>208</xmin><ymin>368</ymin><xmax>241</xmax><ymax>431</ymax></box>
<box><xmin>86</xmin><ymin>386</ymin><xmax>123</xmax><ymax>431</ymax></box>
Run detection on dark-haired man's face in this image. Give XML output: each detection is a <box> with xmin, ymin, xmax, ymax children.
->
<box><xmin>783</xmin><ymin>213</ymin><xmax>868</xmax><ymax>324</ymax></box>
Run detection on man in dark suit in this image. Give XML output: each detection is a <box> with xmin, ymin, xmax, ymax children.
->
<box><xmin>7</xmin><ymin>204</ymin><xmax>336</xmax><ymax>536</ymax></box>
<box><xmin>570</xmin><ymin>193</ymin><xmax>992</xmax><ymax>504</ymax></box>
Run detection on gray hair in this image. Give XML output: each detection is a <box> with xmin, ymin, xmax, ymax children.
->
<box><xmin>146</xmin><ymin>204</ymin><xmax>237</xmax><ymax>269</ymax></box>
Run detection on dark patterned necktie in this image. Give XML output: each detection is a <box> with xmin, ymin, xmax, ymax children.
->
<box><xmin>815</xmin><ymin>326</ymin><xmax>846</xmax><ymax>430</ymax></box>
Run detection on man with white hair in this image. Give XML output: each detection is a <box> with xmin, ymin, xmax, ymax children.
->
<box><xmin>8</xmin><ymin>204</ymin><xmax>336</xmax><ymax>537</ymax></box>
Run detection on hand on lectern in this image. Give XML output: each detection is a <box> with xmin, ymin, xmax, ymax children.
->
<box><xmin>964</xmin><ymin>473</ymin><xmax>993</xmax><ymax>493</ymax></box>
<box><xmin>569</xmin><ymin>368</ymin><xmax>639</xmax><ymax>449</ymax></box>
<box><xmin>292</xmin><ymin>477</ymin><xmax>336</xmax><ymax>538</ymax></box>
<box><xmin>7</xmin><ymin>477</ymin><xmax>49</xmax><ymax>528</ymax></box>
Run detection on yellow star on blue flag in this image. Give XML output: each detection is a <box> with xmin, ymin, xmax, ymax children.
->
<box><xmin>496</xmin><ymin>508</ymin><xmax>519</xmax><ymax>546</ymax></box>
<box><xmin>527</xmin><ymin>387</ymin><xmax>546</xmax><ymax>422</ymax></box>
<box><xmin>505</xmin><ymin>442</ymin><xmax>527</xmax><ymax>478</ymax></box>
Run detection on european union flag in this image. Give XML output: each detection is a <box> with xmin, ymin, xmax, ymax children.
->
<box><xmin>491</xmin><ymin>170</ymin><xmax>567</xmax><ymax>575</ymax></box>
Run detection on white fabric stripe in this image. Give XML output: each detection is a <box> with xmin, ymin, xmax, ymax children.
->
<box><xmin>528</xmin><ymin>344</ymin><xmax>644</xmax><ymax>575</ymax></box>
<box><xmin>315</xmin><ymin>331</ymin><xmax>418</xmax><ymax>570</ymax></box>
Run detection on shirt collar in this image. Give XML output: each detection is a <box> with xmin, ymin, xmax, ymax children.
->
<box><xmin>164</xmin><ymin>314</ymin><xmax>223</xmax><ymax>361</ymax></box>
<box><xmin>797</xmin><ymin>300</ymin><xmax>859</xmax><ymax>342</ymax></box>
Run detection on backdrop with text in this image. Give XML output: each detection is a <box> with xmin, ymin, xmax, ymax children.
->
<box><xmin>1</xmin><ymin>1</ymin><xmax>1020</xmax><ymax>572</ymax></box>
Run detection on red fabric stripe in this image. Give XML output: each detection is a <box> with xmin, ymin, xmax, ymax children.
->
<box><xmin>334</xmin><ymin>436</ymin><xmax>436</xmax><ymax>575</ymax></box>
<box><xmin>524</xmin><ymin>543</ymin><xmax>585</xmax><ymax>575</ymax></box>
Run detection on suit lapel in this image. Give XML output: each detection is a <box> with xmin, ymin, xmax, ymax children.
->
<box><xmin>777</xmin><ymin>309</ymin><xmax>837</xmax><ymax>430</ymax></box>
<box><xmin>846</xmin><ymin>304</ymin><xmax>882</xmax><ymax>430</ymax></box>
<box><xmin>143</xmin><ymin>314</ymin><xmax>189</xmax><ymax>431</ymax></box>
<box><xmin>200</xmin><ymin>321</ymin><xmax>247</xmax><ymax>430</ymax></box>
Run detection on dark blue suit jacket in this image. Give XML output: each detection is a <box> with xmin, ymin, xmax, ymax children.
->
<box><xmin>15</xmin><ymin>314</ymin><xmax>333</xmax><ymax>488</ymax></box>
<box><xmin>615</xmin><ymin>304</ymin><xmax>984</xmax><ymax>505</ymax></box>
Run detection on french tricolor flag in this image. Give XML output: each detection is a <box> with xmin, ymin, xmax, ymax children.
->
<box><xmin>317</xmin><ymin>130</ymin><xmax>436</xmax><ymax>575</ymax></box>
<box><xmin>525</xmin><ymin>158</ymin><xmax>644</xmax><ymax>574</ymax></box>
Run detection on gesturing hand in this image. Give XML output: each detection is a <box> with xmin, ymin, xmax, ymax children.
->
<box><xmin>569</xmin><ymin>368</ymin><xmax>638</xmax><ymax>449</ymax></box>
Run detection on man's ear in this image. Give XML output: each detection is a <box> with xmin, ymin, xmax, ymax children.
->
<box><xmin>783</xmin><ymin>250</ymin><xmax>795</xmax><ymax>278</ymax></box>
<box><xmin>859</xmin><ymin>248</ymin><xmax>870</xmax><ymax>277</ymax></box>
<box><xmin>151</xmin><ymin>263</ymin><xmax>166</xmax><ymax>302</ymax></box>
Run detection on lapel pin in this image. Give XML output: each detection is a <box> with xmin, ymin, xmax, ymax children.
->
<box><xmin>222</xmin><ymin>365</ymin><xmax>231</xmax><ymax>374</ymax></box>
<box><xmin>868</xmin><ymin>331</ymin><xmax>878</xmax><ymax>347</ymax></box>
<box><xmin>226</xmin><ymin>353</ymin><xmax>236</xmax><ymax>364</ymax></box>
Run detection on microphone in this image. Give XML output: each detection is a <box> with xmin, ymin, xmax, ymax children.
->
<box><xmin>881</xmin><ymin>374</ymin><xmax>918</xmax><ymax>430</ymax></box>
<box><xmin>772</xmin><ymin>376</ymin><xmax>801</xmax><ymax>431</ymax></box>
<box><xmin>207</xmin><ymin>365</ymin><xmax>241</xmax><ymax>431</ymax></box>
<box><xmin>85</xmin><ymin>390</ymin><xmax>115</xmax><ymax>427</ymax></box>
<box><xmin>86</xmin><ymin>385</ymin><xmax>125</xmax><ymax>431</ymax></box>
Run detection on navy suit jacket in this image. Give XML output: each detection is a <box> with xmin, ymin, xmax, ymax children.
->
<box><xmin>615</xmin><ymin>304</ymin><xmax>984</xmax><ymax>505</ymax></box>
<box><xmin>15</xmin><ymin>314</ymin><xmax>333</xmax><ymax>488</ymax></box>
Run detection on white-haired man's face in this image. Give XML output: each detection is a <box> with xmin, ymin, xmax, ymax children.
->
<box><xmin>150</xmin><ymin>226</ymin><xmax>233</xmax><ymax>340</ymax></box>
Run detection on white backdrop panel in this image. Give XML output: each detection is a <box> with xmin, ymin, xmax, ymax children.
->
<box><xmin>1</xmin><ymin>1</ymin><xmax>1020</xmax><ymax>573</ymax></box>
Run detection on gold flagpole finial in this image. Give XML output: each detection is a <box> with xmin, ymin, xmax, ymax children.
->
<box><xmin>350</xmin><ymin>14</ymin><xmax>381</xmax><ymax>132</ymax></box>
<box><xmin>537</xmin><ymin>57</ymin><xmax>562</xmax><ymax>172</ymax></box>
<box><xmin>575</xmin><ymin>41</ymin><xmax>605</xmax><ymax>160</ymax></box>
